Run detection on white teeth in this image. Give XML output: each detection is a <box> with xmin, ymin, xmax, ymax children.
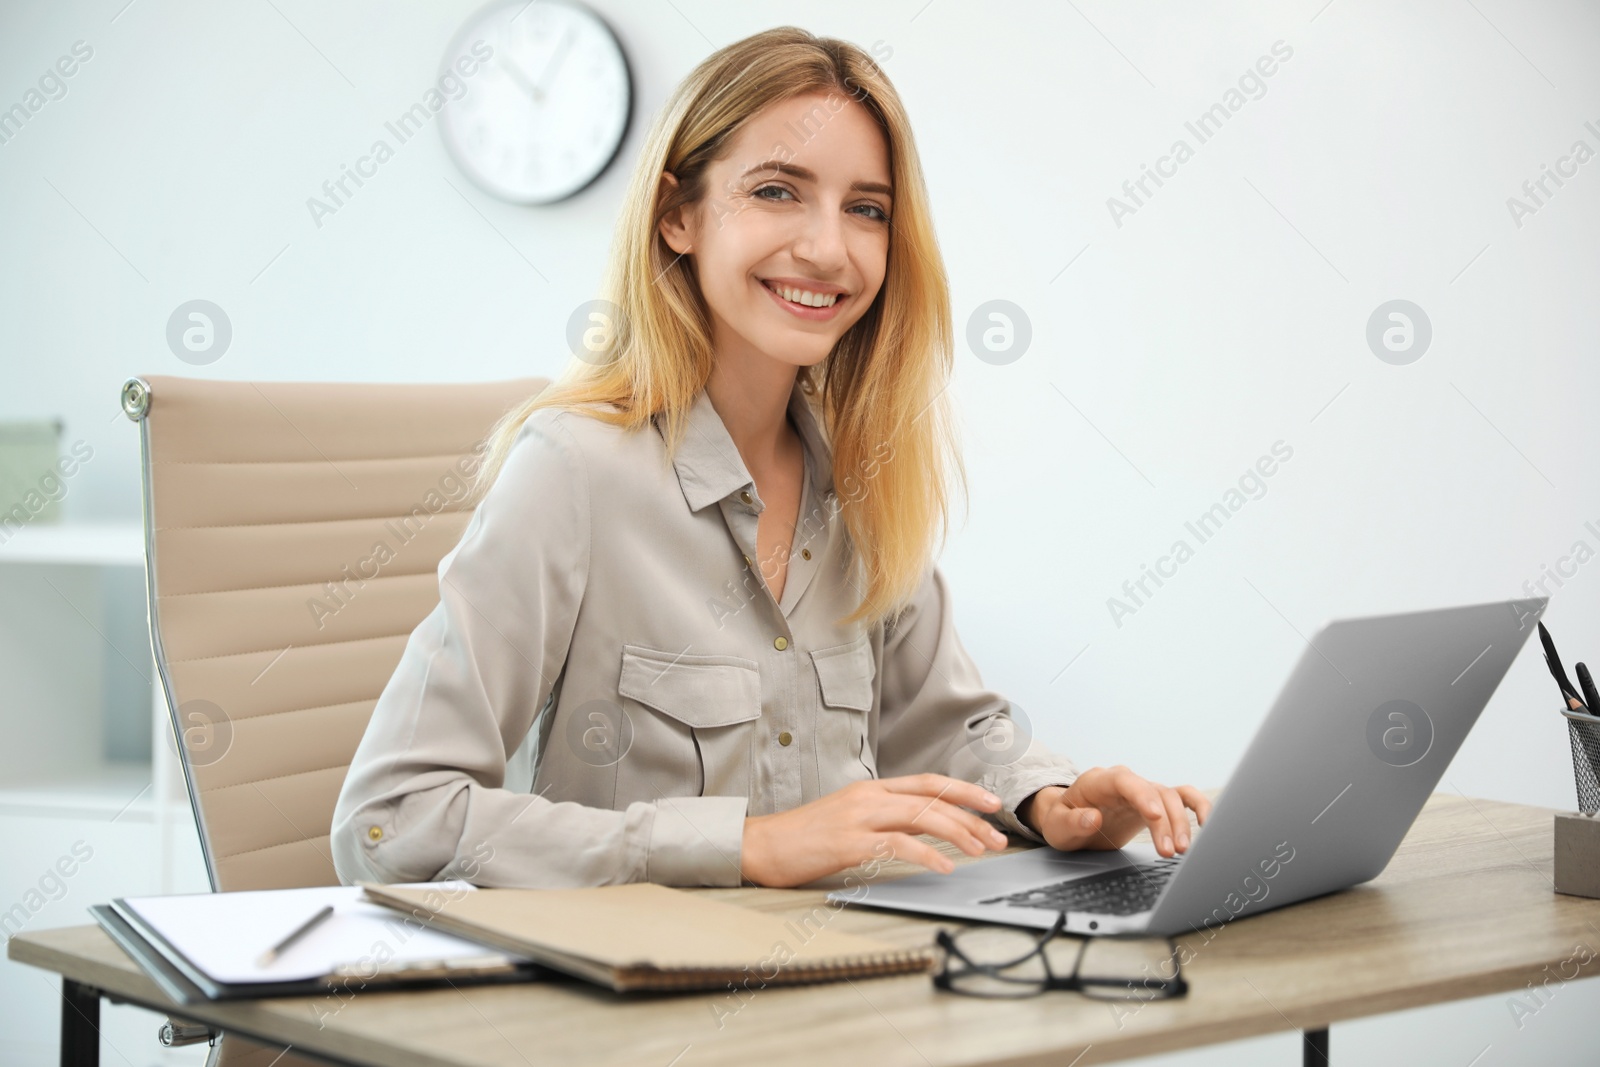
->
<box><xmin>767</xmin><ymin>282</ymin><xmax>839</xmax><ymax>308</ymax></box>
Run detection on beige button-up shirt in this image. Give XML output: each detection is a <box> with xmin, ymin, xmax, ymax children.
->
<box><xmin>331</xmin><ymin>377</ymin><xmax>1081</xmax><ymax>888</ymax></box>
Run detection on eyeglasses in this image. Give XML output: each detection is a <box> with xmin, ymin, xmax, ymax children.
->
<box><xmin>933</xmin><ymin>911</ymin><xmax>1188</xmax><ymax>1001</ymax></box>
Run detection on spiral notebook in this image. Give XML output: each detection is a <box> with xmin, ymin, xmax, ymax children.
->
<box><xmin>359</xmin><ymin>882</ymin><xmax>937</xmax><ymax>993</ymax></box>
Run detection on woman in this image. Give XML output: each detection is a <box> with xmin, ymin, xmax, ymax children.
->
<box><xmin>331</xmin><ymin>27</ymin><xmax>1209</xmax><ymax>890</ymax></box>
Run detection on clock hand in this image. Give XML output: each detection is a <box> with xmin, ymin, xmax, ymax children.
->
<box><xmin>532</xmin><ymin>25</ymin><xmax>577</xmax><ymax>99</ymax></box>
<box><xmin>498</xmin><ymin>55</ymin><xmax>541</xmax><ymax>101</ymax></box>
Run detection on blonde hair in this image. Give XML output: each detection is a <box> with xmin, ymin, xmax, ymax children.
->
<box><xmin>475</xmin><ymin>26</ymin><xmax>965</xmax><ymax>629</ymax></box>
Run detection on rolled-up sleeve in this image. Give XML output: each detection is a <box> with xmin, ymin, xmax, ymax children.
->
<box><xmin>330</xmin><ymin>410</ymin><xmax>748</xmax><ymax>888</ymax></box>
<box><xmin>875</xmin><ymin>565</ymin><xmax>1080</xmax><ymax>843</ymax></box>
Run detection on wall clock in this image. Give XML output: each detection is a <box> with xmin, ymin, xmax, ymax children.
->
<box><xmin>438</xmin><ymin>0</ymin><xmax>633</xmax><ymax>204</ymax></box>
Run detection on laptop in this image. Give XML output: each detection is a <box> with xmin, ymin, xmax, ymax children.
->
<box><xmin>829</xmin><ymin>597</ymin><xmax>1546</xmax><ymax>938</ymax></box>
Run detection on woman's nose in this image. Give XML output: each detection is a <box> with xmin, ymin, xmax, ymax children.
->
<box><xmin>792</xmin><ymin>205</ymin><xmax>848</xmax><ymax>269</ymax></box>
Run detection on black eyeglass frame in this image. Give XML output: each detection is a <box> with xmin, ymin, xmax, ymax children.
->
<box><xmin>932</xmin><ymin>911</ymin><xmax>1189</xmax><ymax>1000</ymax></box>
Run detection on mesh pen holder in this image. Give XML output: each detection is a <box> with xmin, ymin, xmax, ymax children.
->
<box><xmin>1563</xmin><ymin>708</ymin><xmax>1600</xmax><ymax>816</ymax></box>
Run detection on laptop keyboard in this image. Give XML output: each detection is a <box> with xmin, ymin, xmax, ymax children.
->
<box><xmin>979</xmin><ymin>857</ymin><xmax>1183</xmax><ymax>916</ymax></box>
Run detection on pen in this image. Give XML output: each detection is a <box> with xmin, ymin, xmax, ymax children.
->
<box><xmin>1579</xmin><ymin>663</ymin><xmax>1600</xmax><ymax>717</ymax></box>
<box><xmin>257</xmin><ymin>904</ymin><xmax>335</xmax><ymax>968</ymax></box>
<box><xmin>1539</xmin><ymin>623</ymin><xmax>1586</xmax><ymax>711</ymax></box>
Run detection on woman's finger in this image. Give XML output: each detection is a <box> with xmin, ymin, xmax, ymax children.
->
<box><xmin>1158</xmin><ymin>785</ymin><xmax>1191</xmax><ymax>850</ymax></box>
<box><xmin>1175</xmin><ymin>784</ymin><xmax>1211</xmax><ymax>827</ymax></box>
<box><xmin>915</xmin><ymin>796</ymin><xmax>1009</xmax><ymax>849</ymax></box>
<box><xmin>879</xmin><ymin>796</ymin><xmax>1005</xmax><ymax>856</ymax></box>
<box><xmin>1035</xmin><ymin>802</ymin><xmax>1105</xmax><ymax>851</ymax></box>
<box><xmin>876</xmin><ymin>773</ymin><xmax>1002</xmax><ymax>812</ymax></box>
<box><xmin>1120</xmin><ymin>772</ymin><xmax>1176</xmax><ymax>855</ymax></box>
<box><xmin>877</xmin><ymin>831</ymin><xmax>955</xmax><ymax>874</ymax></box>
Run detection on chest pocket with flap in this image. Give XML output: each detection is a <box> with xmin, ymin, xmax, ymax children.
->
<box><xmin>616</xmin><ymin>645</ymin><xmax>762</xmax><ymax>802</ymax></box>
<box><xmin>811</xmin><ymin>635</ymin><xmax>877</xmax><ymax>792</ymax></box>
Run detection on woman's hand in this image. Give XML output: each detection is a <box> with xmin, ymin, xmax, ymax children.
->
<box><xmin>740</xmin><ymin>773</ymin><xmax>1011</xmax><ymax>887</ymax></box>
<box><xmin>1017</xmin><ymin>766</ymin><xmax>1212</xmax><ymax>858</ymax></box>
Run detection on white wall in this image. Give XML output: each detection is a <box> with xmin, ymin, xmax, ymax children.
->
<box><xmin>3</xmin><ymin>1</ymin><xmax>1599</xmax><ymax>1063</ymax></box>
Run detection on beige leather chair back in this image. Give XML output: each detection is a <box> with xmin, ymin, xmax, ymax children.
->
<box><xmin>123</xmin><ymin>375</ymin><xmax>546</xmax><ymax>892</ymax></box>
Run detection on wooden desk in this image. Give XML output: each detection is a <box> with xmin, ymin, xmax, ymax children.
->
<box><xmin>12</xmin><ymin>792</ymin><xmax>1600</xmax><ymax>1067</ymax></box>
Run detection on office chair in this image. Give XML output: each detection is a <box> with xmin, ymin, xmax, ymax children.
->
<box><xmin>122</xmin><ymin>373</ymin><xmax>546</xmax><ymax>1067</ymax></box>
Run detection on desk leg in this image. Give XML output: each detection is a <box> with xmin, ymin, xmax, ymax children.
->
<box><xmin>1303</xmin><ymin>1026</ymin><xmax>1329</xmax><ymax>1066</ymax></box>
<box><xmin>60</xmin><ymin>979</ymin><xmax>100</xmax><ymax>1067</ymax></box>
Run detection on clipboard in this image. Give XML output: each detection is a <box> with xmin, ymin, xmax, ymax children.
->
<box><xmin>91</xmin><ymin>882</ymin><xmax>543</xmax><ymax>1004</ymax></box>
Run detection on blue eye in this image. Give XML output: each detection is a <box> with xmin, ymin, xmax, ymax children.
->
<box><xmin>852</xmin><ymin>203</ymin><xmax>890</xmax><ymax>222</ymax></box>
<box><xmin>752</xmin><ymin>184</ymin><xmax>794</xmax><ymax>201</ymax></box>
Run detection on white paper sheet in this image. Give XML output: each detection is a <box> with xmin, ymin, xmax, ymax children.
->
<box><xmin>115</xmin><ymin>881</ymin><xmax>516</xmax><ymax>985</ymax></box>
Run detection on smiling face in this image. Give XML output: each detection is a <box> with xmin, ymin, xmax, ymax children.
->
<box><xmin>659</xmin><ymin>90</ymin><xmax>893</xmax><ymax>374</ymax></box>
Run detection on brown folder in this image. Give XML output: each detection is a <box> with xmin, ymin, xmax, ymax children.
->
<box><xmin>359</xmin><ymin>882</ymin><xmax>936</xmax><ymax>993</ymax></box>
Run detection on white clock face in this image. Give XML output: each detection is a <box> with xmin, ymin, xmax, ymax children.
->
<box><xmin>438</xmin><ymin>0</ymin><xmax>632</xmax><ymax>204</ymax></box>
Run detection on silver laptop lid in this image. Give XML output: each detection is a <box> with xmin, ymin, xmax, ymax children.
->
<box><xmin>1143</xmin><ymin>597</ymin><xmax>1545</xmax><ymax>937</ymax></box>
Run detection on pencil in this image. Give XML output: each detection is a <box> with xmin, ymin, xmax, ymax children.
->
<box><xmin>257</xmin><ymin>904</ymin><xmax>335</xmax><ymax>968</ymax></box>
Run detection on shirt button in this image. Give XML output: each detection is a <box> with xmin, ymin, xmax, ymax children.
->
<box><xmin>773</xmin><ymin>636</ymin><xmax>788</xmax><ymax>651</ymax></box>
<box><xmin>801</xmin><ymin>548</ymin><xmax>812</xmax><ymax>560</ymax></box>
<box><xmin>742</xmin><ymin>554</ymin><xmax>751</xmax><ymax>567</ymax></box>
<box><xmin>739</xmin><ymin>490</ymin><xmax>753</xmax><ymax>505</ymax></box>
<box><xmin>778</xmin><ymin>731</ymin><xmax>793</xmax><ymax>746</ymax></box>
<box><xmin>367</xmin><ymin>826</ymin><xmax>383</xmax><ymax>842</ymax></box>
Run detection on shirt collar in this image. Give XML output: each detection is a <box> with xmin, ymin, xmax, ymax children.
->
<box><xmin>659</xmin><ymin>377</ymin><xmax>835</xmax><ymax>513</ymax></box>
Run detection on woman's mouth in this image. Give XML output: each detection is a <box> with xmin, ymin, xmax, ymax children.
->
<box><xmin>760</xmin><ymin>279</ymin><xmax>847</xmax><ymax>321</ymax></box>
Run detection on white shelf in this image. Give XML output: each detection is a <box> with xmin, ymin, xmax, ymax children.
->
<box><xmin>0</xmin><ymin>521</ymin><xmax>144</xmax><ymax>566</ymax></box>
<box><xmin>0</xmin><ymin>519</ymin><xmax>198</xmax><ymax>894</ymax></box>
<box><xmin>0</xmin><ymin>760</ymin><xmax>160</xmax><ymax>821</ymax></box>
